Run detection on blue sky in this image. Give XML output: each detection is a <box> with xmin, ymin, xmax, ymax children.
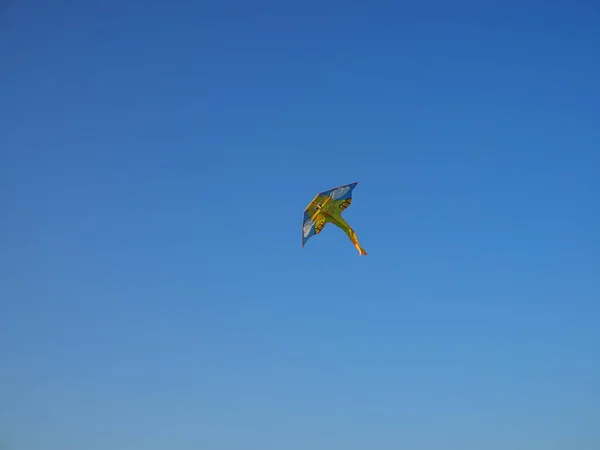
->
<box><xmin>1</xmin><ymin>1</ymin><xmax>599</xmax><ymax>449</ymax></box>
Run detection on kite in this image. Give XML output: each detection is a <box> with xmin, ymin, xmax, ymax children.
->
<box><xmin>301</xmin><ymin>181</ymin><xmax>368</xmax><ymax>256</ymax></box>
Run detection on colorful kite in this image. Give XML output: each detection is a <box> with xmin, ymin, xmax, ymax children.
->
<box><xmin>302</xmin><ymin>182</ymin><xmax>368</xmax><ymax>256</ymax></box>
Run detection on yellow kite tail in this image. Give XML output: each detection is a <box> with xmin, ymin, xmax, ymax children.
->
<box><xmin>331</xmin><ymin>216</ymin><xmax>368</xmax><ymax>256</ymax></box>
<box><xmin>351</xmin><ymin>234</ymin><xmax>368</xmax><ymax>256</ymax></box>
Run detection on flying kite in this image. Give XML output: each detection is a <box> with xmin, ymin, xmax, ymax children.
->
<box><xmin>301</xmin><ymin>182</ymin><xmax>368</xmax><ymax>256</ymax></box>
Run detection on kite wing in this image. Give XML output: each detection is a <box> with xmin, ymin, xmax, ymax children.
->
<box><xmin>301</xmin><ymin>182</ymin><xmax>366</xmax><ymax>255</ymax></box>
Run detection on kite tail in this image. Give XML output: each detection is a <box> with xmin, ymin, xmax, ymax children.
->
<box><xmin>342</xmin><ymin>221</ymin><xmax>368</xmax><ymax>256</ymax></box>
<box><xmin>330</xmin><ymin>215</ymin><xmax>368</xmax><ymax>256</ymax></box>
<box><xmin>352</xmin><ymin>236</ymin><xmax>367</xmax><ymax>255</ymax></box>
<box><xmin>356</xmin><ymin>244</ymin><xmax>368</xmax><ymax>256</ymax></box>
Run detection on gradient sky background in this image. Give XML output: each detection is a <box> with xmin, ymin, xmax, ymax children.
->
<box><xmin>1</xmin><ymin>1</ymin><xmax>599</xmax><ymax>449</ymax></box>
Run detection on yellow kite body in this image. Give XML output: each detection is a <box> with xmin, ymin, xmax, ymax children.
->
<box><xmin>302</xmin><ymin>182</ymin><xmax>367</xmax><ymax>256</ymax></box>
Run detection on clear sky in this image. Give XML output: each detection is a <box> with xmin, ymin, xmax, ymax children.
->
<box><xmin>1</xmin><ymin>1</ymin><xmax>599</xmax><ymax>449</ymax></box>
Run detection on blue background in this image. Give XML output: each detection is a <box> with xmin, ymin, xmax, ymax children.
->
<box><xmin>2</xmin><ymin>1</ymin><xmax>599</xmax><ymax>449</ymax></box>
